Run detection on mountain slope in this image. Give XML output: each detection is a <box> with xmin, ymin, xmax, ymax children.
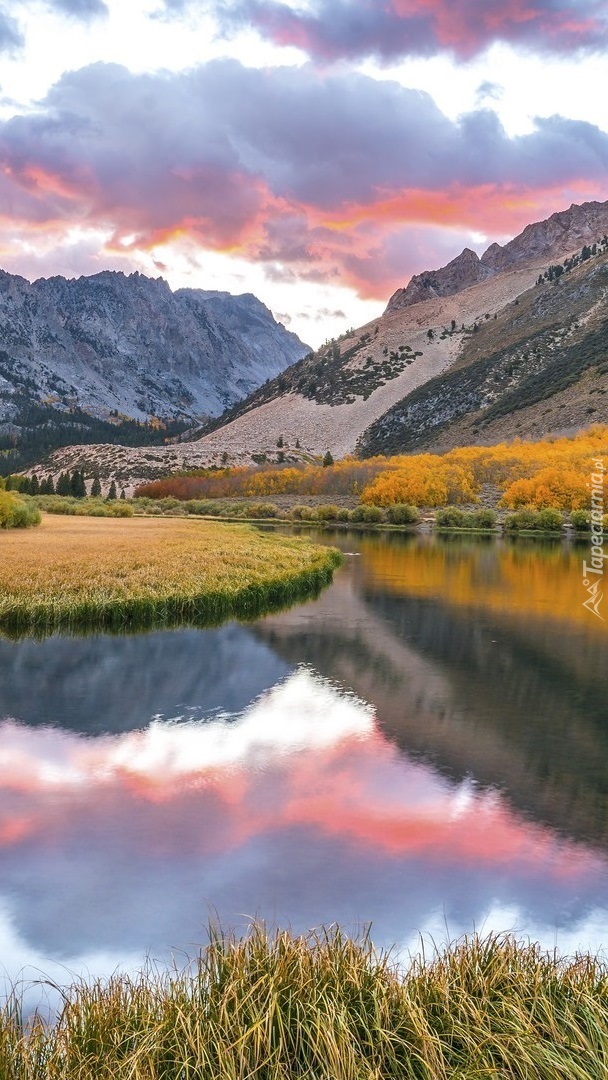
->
<box><xmin>0</xmin><ymin>270</ymin><xmax>308</xmax><ymax>468</ymax></box>
<box><xmin>30</xmin><ymin>197</ymin><xmax>608</xmax><ymax>482</ymax></box>
<box><xmin>360</xmin><ymin>244</ymin><xmax>608</xmax><ymax>456</ymax></box>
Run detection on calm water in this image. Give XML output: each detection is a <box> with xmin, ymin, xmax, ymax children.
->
<box><xmin>1</xmin><ymin>530</ymin><xmax>608</xmax><ymax>1003</ymax></box>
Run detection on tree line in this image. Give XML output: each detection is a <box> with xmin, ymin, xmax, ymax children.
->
<box><xmin>4</xmin><ymin>470</ymin><xmax>124</xmax><ymax>499</ymax></box>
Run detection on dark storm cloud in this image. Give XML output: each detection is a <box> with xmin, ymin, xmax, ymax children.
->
<box><xmin>204</xmin><ymin>0</ymin><xmax>608</xmax><ymax>62</ymax></box>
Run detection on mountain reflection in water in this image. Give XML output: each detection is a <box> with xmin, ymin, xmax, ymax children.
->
<box><xmin>0</xmin><ymin>532</ymin><xmax>607</xmax><ymax>997</ymax></box>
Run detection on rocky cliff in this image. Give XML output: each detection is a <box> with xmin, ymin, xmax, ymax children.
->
<box><xmin>0</xmin><ymin>270</ymin><xmax>308</xmax><ymax>425</ymax></box>
<box><xmin>386</xmin><ymin>200</ymin><xmax>608</xmax><ymax>312</ymax></box>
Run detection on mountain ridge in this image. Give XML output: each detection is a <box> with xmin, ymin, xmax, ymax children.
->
<box><xmin>385</xmin><ymin>200</ymin><xmax>608</xmax><ymax>312</ymax></box>
<box><xmin>19</xmin><ymin>196</ymin><xmax>608</xmax><ymax>484</ymax></box>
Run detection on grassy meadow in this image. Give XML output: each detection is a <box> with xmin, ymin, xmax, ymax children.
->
<box><xmin>2</xmin><ymin>927</ymin><xmax>608</xmax><ymax>1079</ymax></box>
<box><xmin>0</xmin><ymin>514</ymin><xmax>341</xmax><ymax>636</ymax></box>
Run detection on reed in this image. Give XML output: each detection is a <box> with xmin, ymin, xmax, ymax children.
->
<box><xmin>0</xmin><ymin>515</ymin><xmax>341</xmax><ymax>637</ymax></box>
<box><xmin>2</xmin><ymin>927</ymin><xmax>608</xmax><ymax>1078</ymax></box>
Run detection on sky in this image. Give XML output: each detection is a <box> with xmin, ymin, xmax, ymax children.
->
<box><xmin>0</xmin><ymin>1</ymin><xmax>607</xmax><ymax>346</ymax></box>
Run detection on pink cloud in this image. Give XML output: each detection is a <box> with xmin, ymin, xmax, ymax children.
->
<box><xmin>220</xmin><ymin>0</ymin><xmax>608</xmax><ymax>61</ymax></box>
<box><xmin>0</xmin><ymin>61</ymin><xmax>606</xmax><ymax>299</ymax></box>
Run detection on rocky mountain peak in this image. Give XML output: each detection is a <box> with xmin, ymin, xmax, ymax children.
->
<box><xmin>385</xmin><ymin>245</ymin><xmax>492</xmax><ymax>312</ymax></box>
<box><xmin>386</xmin><ymin>197</ymin><xmax>608</xmax><ymax>314</ymax></box>
<box><xmin>0</xmin><ymin>268</ymin><xmax>309</xmax><ymax>438</ymax></box>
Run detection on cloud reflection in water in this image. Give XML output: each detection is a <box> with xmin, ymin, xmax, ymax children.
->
<box><xmin>1</xmin><ymin>666</ymin><xmax>607</xmax><ymax>988</ymax></box>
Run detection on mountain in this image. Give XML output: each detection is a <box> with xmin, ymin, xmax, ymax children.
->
<box><xmin>0</xmin><ymin>269</ymin><xmax>308</xmax><ymax>469</ymax></box>
<box><xmin>28</xmin><ymin>198</ymin><xmax>608</xmax><ymax>484</ymax></box>
<box><xmin>360</xmin><ymin>240</ymin><xmax>608</xmax><ymax>456</ymax></box>
<box><xmin>385</xmin><ymin>199</ymin><xmax>608</xmax><ymax>311</ymax></box>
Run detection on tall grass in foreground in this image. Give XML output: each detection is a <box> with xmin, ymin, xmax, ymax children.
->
<box><xmin>0</xmin><ymin>515</ymin><xmax>341</xmax><ymax>637</ymax></box>
<box><xmin>2</xmin><ymin>927</ymin><xmax>608</xmax><ymax>1078</ymax></box>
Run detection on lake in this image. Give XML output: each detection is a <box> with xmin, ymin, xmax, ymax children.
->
<box><xmin>1</xmin><ymin>529</ymin><xmax>607</xmax><ymax>1006</ymax></box>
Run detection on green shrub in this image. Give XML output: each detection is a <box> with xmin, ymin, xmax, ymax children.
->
<box><xmin>158</xmin><ymin>497</ymin><xmax>183</xmax><ymax>511</ymax></box>
<box><xmin>504</xmin><ymin>507</ymin><xmax>563</xmax><ymax>532</ymax></box>
<box><xmin>537</xmin><ymin>507</ymin><xmax>564</xmax><ymax>531</ymax></box>
<box><xmin>0</xmin><ymin>492</ymin><xmax>41</xmax><ymax>528</ymax></box>
<box><xmin>336</xmin><ymin>507</ymin><xmax>351</xmax><ymax>522</ymax></box>
<box><xmin>471</xmin><ymin>508</ymin><xmax>497</xmax><ymax>529</ymax></box>
<box><xmin>315</xmin><ymin>504</ymin><xmax>340</xmax><ymax>521</ymax></box>
<box><xmin>291</xmin><ymin>505</ymin><xmax>316</xmax><ymax>520</ymax></box>
<box><xmin>109</xmin><ymin>501</ymin><xmax>134</xmax><ymax>517</ymax></box>
<box><xmin>386</xmin><ymin>503</ymin><xmax>420</xmax><ymax>525</ymax></box>
<box><xmin>183</xmin><ymin>499</ymin><xmax>216</xmax><ymax>516</ymax></box>
<box><xmin>435</xmin><ymin>507</ymin><xmax>467</xmax><ymax>528</ymax></box>
<box><xmin>246</xmin><ymin>503</ymin><xmax>279</xmax><ymax>519</ymax></box>
<box><xmin>570</xmin><ymin>509</ymin><xmax>591</xmax><ymax>531</ymax></box>
<box><xmin>350</xmin><ymin>504</ymin><xmax>383</xmax><ymax>523</ymax></box>
<box><xmin>504</xmin><ymin>508</ymin><xmax>539</xmax><ymax>532</ymax></box>
<box><xmin>33</xmin><ymin>495</ymin><xmax>133</xmax><ymax>518</ymax></box>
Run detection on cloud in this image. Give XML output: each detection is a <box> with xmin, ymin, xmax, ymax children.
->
<box><xmin>2</xmin><ymin>670</ymin><xmax>606</xmax><ymax>967</ymax></box>
<box><xmin>476</xmin><ymin>80</ymin><xmax>503</xmax><ymax>104</ymax></box>
<box><xmin>0</xmin><ymin>59</ymin><xmax>607</xmax><ymax>298</ymax></box>
<box><xmin>0</xmin><ymin>7</ymin><xmax>23</xmax><ymax>52</ymax></box>
<box><xmin>2</xmin><ymin>0</ymin><xmax>108</xmax><ymax>24</ymax></box>
<box><xmin>213</xmin><ymin>0</ymin><xmax>608</xmax><ymax>62</ymax></box>
<box><xmin>47</xmin><ymin>0</ymin><xmax>108</xmax><ymax>16</ymax></box>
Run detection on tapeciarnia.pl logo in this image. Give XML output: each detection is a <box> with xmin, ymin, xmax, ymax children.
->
<box><xmin>582</xmin><ymin>459</ymin><xmax>606</xmax><ymax>620</ymax></box>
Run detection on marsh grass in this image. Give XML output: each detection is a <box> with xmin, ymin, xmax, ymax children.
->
<box><xmin>0</xmin><ymin>515</ymin><xmax>341</xmax><ymax>637</ymax></box>
<box><xmin>2</xmin><ymin>927</ymin><xmax>608</xmax><ymax>1079</ymax></box>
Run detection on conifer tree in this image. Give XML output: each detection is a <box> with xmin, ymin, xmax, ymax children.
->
<box><xmin>70</xmin><ymin>470</ymin><xmax>86</xmax><ymax>498</ymax></box>
<box><xmin>91</xmin><ymin>474</ymin><xmax>102</xmax><ymax>497</ymax></box>
<box><xmin>108</xmin><ymin>479</ymin><xmax>117</xmax><ymax>500</ymax></box>
<box><xmin>57</xmin><ymin>472</ymin><xmax>71</xmax><ymax>496</ymax></box>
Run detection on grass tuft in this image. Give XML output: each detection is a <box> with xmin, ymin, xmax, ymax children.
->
<box><xmin>2</xmin><ymin>927</ymin><xmax>608</xmax><ymax>1078</ymax></box>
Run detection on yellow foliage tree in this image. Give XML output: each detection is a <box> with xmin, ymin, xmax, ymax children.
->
<box><xmin>501</xmin><ymin>467</ymin><xmax>590</xmax><ymax>510</ymax></box>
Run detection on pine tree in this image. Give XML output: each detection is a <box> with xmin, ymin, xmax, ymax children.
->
<box><xmin>57</xmin><ymin>472</ymin><xmax>71</xmax><ymax>496</ymax></box>
<box><xmin>91</xmin><ymin>475</ymin><xmax>102</xmax><ymax>498</ymax></box>
<box><xmin>322</xmin><ymin>451</ymin><xmax>334</xmax><ymax>467</ymax></box>
<box><xmin>70</xmin><ymin>470</ymin><xmax>86</xmax><ymax>498</ymax></box>
<box><xmin>30</xmin><ymin>474</ymin><xmax>40</xmax><ymax>496</ymax></box>
<box><xmin>108</xmin><ymin>479</ymin><xmax>117</xmax><ymax>500</ymax></box>
<box><xmin>120</xmin><ymin>488</ymin><xmax>126</xmax><ymax>500</ymax></box>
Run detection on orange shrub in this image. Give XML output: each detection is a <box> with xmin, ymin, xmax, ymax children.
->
<box><xmin>500</xmin><ymin>467</ymin><xmax>590</xmax><ymax>510</ymax></box>
<box><xmin>134</xmin><ymin>426</ymin><xmax>608</xmax><ymax>508</ymax></box>
<box><xmin>360</xmin><ymin>462</ymin><xmax>478</xmax><ymax>507</ymax></box>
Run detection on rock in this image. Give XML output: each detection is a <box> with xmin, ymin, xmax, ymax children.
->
<box><xmin>0</xmin><ymin>270</ymin><xmax>308</xmax><ymax>425</ymax></box>
<box><xmin>386</xmin><ymin>199</ymin><xmax>608</xmax><ymax>313</ymax></box>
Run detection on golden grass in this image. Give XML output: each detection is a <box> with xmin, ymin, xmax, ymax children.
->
<box><xmin>0</xmin><ymin>514</ymin><xmax>341</xmax><ymax>636</ymax></box>
<box><xmin>2</xmin><ymin>927</ymin><xmax>608</xmax><ymax>1079</ymax></box>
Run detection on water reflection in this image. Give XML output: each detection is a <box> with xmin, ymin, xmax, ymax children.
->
<box><xmin>1</xmin><ymin>533</ymin><xmax>608</xmax><ymax>998</ymax></box>
<box><xmin>257</xmin><ymin>532</ymin><xmax>608</xmax><ymax>850</ymax></box>
<box><xmin>0</xmin><ymin>625</ymin><xmax>291</xmax><ymax>734</ymax></box>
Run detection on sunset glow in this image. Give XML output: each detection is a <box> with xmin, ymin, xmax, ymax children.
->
<box><xmin>0</xmin><ymin>0</ymin><xmax>606</xmax><ymax>342</ymax></box>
